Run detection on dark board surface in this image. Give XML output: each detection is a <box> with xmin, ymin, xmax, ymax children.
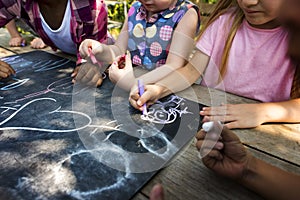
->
<box><xmin>0</xmin><ymin>51</ymin><xmax>203</xmax><ymax>199</ymax></box>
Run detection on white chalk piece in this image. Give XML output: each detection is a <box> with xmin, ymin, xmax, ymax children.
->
<box><xmin>202</xmin><ymin>121</ymin><xmax>214</xmax><ymax>132</ymax></box>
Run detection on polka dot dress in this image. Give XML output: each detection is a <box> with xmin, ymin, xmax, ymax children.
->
<box><xmin>127</xmin><ymin>0</ymin><xmax>200</xmax><ymax>70</ymax></box>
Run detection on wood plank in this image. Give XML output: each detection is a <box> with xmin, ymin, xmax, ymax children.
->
<box><xmin>0</xmin><ymin>27</ymin><xmax>53</xmax><ymax>55</ymax></box>
<box><xmin>0</xmin><ymin>27</ymin><xmax>76</xmax><ymax>62</ymax></box>
<box><xmin>0</xmin><ymin>47</ymin><xmax>15</xmax><ymax>58</ymax></box>
<box><xmin>131</xmin><ymin>192</ymin><xmax>148</xmax><ymax>200</ymax></box>
<box><xmin>136</xmin><ymin>140</ymin><xmax>300</xmax><ymax>200</ymax></box>
<box><xmin>176</xmin><ymin>85</ymin><xmax>300</xmax><ymax>166</ymax></box>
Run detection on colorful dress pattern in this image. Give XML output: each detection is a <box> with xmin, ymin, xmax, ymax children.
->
<box><xmin>127</xmin><ymin>0</ymin><xmax>200</xmax><ymax>70</ymax></box>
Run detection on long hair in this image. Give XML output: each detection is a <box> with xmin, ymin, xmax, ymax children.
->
<box><xmin>197</xmin><ymin>0</ymin><xmax>244</xmax><ymax>82</ymax></box>
<box><xmin>198</xmin><ymin>0</ymin><xmax>299</xmax><ymax>98</ymax></box>
<box><xmin>291</xmin><ymin>65</ymin><xmax>300</xmax><ymax>98</ymax></box>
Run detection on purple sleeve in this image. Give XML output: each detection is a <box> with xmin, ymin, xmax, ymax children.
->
<box><xmin>0</xmin><ymin>0</ymin><xmax>19</xmax><ymax>27</ymax></box>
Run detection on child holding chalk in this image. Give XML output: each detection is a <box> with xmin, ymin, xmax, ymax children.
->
<box><xmin>0</xmin><ymin>0</ymin><xmax>110</xmax><ymax>85</ymax></box>
<box><xmin>5</xmin><ymin>19</ymin><xmax>46</xmax><ymax>48</ymax></box>
<box><xmin>79</xmin><ymin>0</ymin><xmax>201</xmax><ymax>89</ymax></box>
<box><xmin>130</xmin><ymin>0</ymin><xmax>300</xmax><ymax>129</ymax></box>
<box><xmin>5</xmin><ymin>20</ymin><xmax>26</xmax><ymax>47</ymax></box>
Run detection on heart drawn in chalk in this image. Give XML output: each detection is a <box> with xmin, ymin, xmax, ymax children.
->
<box><xmin>0</xmin><ymin>98</ymin><xmax>92</xmax><ymax>132</ymax></box>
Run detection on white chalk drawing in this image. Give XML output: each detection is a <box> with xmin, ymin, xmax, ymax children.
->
<box><xmin>0</xmin><ymin>105</ymin><xmax>20</xmax><ymax>115</ymax></box>
<box><xmin>33</xmin><ymin>59</ymin><xmax>71</xmax><ymax>72</ymax></box>
<box><xmin>0</xmin><ymin>98</ymin><xmax>92</xmax><ymax>132</ymax></box>
<box><xmin>68</xmin><ymin>145</ymin><xmax>133</xmax><ymax>199</ymax></box>
<box><xmin>141</xmin><ymin>95</ymin><xmax>193</xmax><ymax>124</ymax></box>
<box><xmin>3</xmin><ymin>78</ymin><xmax>85</xmax><ymax>105</ymax></box>
<box><xmin>1</xmin><ymin>55</ymin><xmax>23</xmax><ymax>65</ymax></box>
<box><xmin>0</xmin><ymin>78</ymin><xmax>29</xmax><ymax>91</ymax></box>
<box><xmin>15</xmin><ymin>144</ymin><xmax>134</xmax><ymax>200</ymax></box>
<box><xmin>1</xmin><ymin>55</ymin><xmax>70</xmax><ymax>72</ymax></box>
<box><xmin>71</xmin><ymin>85</ymin><xmax>200</xmax><ymax>173</ymax></box>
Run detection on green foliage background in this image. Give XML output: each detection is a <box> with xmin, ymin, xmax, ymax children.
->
<box><xmin>107</xmin><ymin>0</ymin><xmax>218</xmax><ymax>23</ymax></box>
<box><xmin>107</xmin><ymin>0</ymin><xmax>134</xmax><ymax>23</ymax></box>
<box><xmin>107</xmin><ymin>0</ymin><xmax>218</xmax><ymax>37</ymax></box>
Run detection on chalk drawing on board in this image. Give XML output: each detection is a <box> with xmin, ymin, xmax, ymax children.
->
<box><xmin>15</xmin><ymin>144</ymin><xmax>135</xmax><ymax>200</ymax></box>
<box><xmin>2</xmin><ymin>77</ymin><xmax>86</xmax><ymax>105</ymax></box>
<box><xmin>0</xmin><ymin>105</ymin><xmax>20</xmax><ymax>115</ymax></box>
<box><xmin>0</xmin><ymin>78</ymin><xmax>29</xmax><ymax>91</ymax></box>
<box><xmin>141</xmin><ymin>95</ymin><xmax>193</xmax><ymax>124</ymax></box>
<box><xmin>1</xmin><ymin>54</ymin><xmax>70</xmax><ymax>73</ymax></box>
<box><xmin>0</xmin><ymin>98</ymin><xmax>92</xmax><ymax>132</ymax></box>
<box><xmin>33</xmin><ymin>59</ymin><xmax>71</xmax><ymax>72</ymax></box>
<box><xmin>73</xmin><ymin>83</ymin><xmax>201</xmax><ymax>173</ymax></box>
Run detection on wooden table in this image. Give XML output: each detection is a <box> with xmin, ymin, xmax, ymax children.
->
<box><xmin>1</xmin><ymin>27</ymin><xmax>300</xmax><ymax>200</ymax></box>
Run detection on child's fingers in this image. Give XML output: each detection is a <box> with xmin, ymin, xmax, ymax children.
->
<box><xmin>129</xmin><ymin>90</ymin><xmax>141</xmax><ymax>109</ymax></box>
<box><xmin>74</xmin><ymin>65</ymin><xmax>88</xmax><ymax>81</ymax></box>
<box><xmin>136</xmin><ymin>91</ymin><xmax>152</xmax><ymax>108</ymax></box>
<box><xmin>30</xmin><ymin>38</ymin><xmax>46</xmax><ymax>49</ymax></box>
<box><xmin>79</xmin><ymin>39</ymin><xmax>93</xmax><ymax>58</ymax></box>
<box><xmin>129</xmin><ymin>97</ymin><xmax>141</xmax><ymax>110</ymax></box>
<box><xmin>124</xmin><ymin>51</ymin><xmax>132</xmax><ymax>69</ymax></box>
<box><xmin>79</xmin><ymin>39</ymin><xmax>103</xmax><ymax>59</ymax></box>
<box><xmin>201</xmin><ymin>149</ymin><xmax>223</xmax><ymax>161</ymax></box>
<box><xmin>86</xmin><ymin>76</ymin><xmax>102</xmax><ymax>87</ymax></box>
<box><xmin>95</xmin><ymin>77</ymin><xmax>103</xmax><ymax>87</ymax></box>
<box><xmin>110</xmin><ymin>60</ymin><xmax>120</xmax><ymax>70</ymax></box>
<box><xmin>71</xmin><ymin>66</ymin><xmax>80</xmax><ymax>78</ymax></box>
<box><xmin>108</xmin><ymin>61</ymin><xmax>120</xmax><ymax>82</ymax></box>
<box><xmin>195</xmin><ymin>129</ymin><xmax>206</xmax><ymax>140</ymax></box>
<box><xmin>0</xmin><ymin>61</ymin><xmax>15</xmax><ymax>75</ymax></box>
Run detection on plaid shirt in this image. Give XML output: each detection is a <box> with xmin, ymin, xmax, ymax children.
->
<box><xmin>0</xmin><ymin>0</ymin><xmax>108</xmax><ymax>65</ymax></box>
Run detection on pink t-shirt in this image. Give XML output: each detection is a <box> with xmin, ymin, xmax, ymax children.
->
<box><xmin>196</xmin><ymin>11</ymin><xmax>295</xmax><ymax>102</ymax></box>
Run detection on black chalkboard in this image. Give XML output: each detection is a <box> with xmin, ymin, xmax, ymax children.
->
<box><xmin>0</xmin><ymin>51</ymin><xmax>203</xmax><ymax>200</ymax></box>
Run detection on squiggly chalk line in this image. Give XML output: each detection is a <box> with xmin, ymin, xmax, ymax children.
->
<box><xmin>141</xmin><ymin>95</ymin><xmax>193</xmax><ymax>124</ymax></box>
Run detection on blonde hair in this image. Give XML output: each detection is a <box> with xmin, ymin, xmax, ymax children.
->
<box><xmin>198</xmin><ymin>0</ymin><xmax>299</xmax><ymax>99</ymax></box>
<box><xmin>198</xmin><ymin>0</ymin><xmax>244</xmax><ymax>82</ymax></box>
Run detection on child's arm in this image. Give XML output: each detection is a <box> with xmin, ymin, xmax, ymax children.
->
<box><xmin>79</xmin><ymin>17</ymin><xmax>129</xmax><ymax>65</ymax></box>
<box><xmin>129</xmin><ymin>50</ymin><xmax>210</xmax><ymax>111</ymax></box>
<box><xmin>200</xmin><ymin>99</ymin><xmax>300</xmax><ymax>129</ymax></box>
<box><xmin>137</xmin><ymin>8</ymin><xmax>200</xmax><ymax>85</ymax></box>
<box><xmin>75</xmin><ymin>18</ymin><xmax>129</xmax><ymax>87</ymax></box>
<box><xmin>5</xmin><ymin>20</ymin><xmax>26</xmax><ymax>47</ymax></box>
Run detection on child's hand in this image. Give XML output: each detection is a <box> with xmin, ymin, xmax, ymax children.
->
<box><xmin>195</xmin><ymin>122</ymin><xmax>252</xmax><ymax>180</ymax></box>
<box><xmin>200</xmin><ymin>104</ymin><xmax>266</xmax><ymax>129</ymax></box>
<box><xmin>129</xmin><ymin>84</ymin><xmax>163</xmax><ymax>111</ymax></box>
<box><xmin>30</xmin><ymin>38</ymin><xmax>47</xmax><ymax>49</ymax></box>
<box><xmin>79</xmin><ymin>39</ymin><xmax>103</xmax><ymax>59</ymax></box>
<box><xmin>0</xmin><ymin>61</ymin><xmax>15</xmax><ymax>79</ymax></box>
<box><xmin>71</xmin><ymin>62</ymin><xmax>103</xmax><ymax>87</ymax></box>
<box><xmin>108</xmin><ymin>52</ymin><xmax>136</xmax><ymax>91</ymax></box>
<box><xmin>108</xmin><ymin>53</ymin><xmax>133</xmax><ymax>83</ymax></box>
<box><xmin>9</xmin><ymin>36</ymin><xmax>26</xmax><ymax>47</ymax></box>
<box><xmin>150</xmin><ymin>184</ymin><xmax>165</xmax><ymax>200</ymax></box>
